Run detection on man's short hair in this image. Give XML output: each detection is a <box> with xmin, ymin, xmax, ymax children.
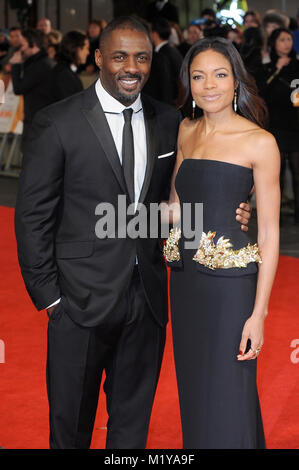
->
<box><xmin>99</xmin><ymin>16</ymin><xmax>151</xmax><ymax>51</ymax></box>
<box><xmin>151</xmin><ymin>17</ymin><xmax>171</xmax><ymax>41</ymax></box>
<box><xmin>21</xmin><ymin>28</ymin><xmax>48</xmax><ymax>49</ymax></box>
<box><xmin>262</xmin><ymin>13</ymin><xmax>287</xmax><ymax>28</ymax></box>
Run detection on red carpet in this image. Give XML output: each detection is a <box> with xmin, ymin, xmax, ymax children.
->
<box><xmin>0</xmin><ymin>205</ymin><xmax>298</xmax><ymax>449</ymax></box>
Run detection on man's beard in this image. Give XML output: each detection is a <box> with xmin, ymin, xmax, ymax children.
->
<box><xmin>115</xmin><ymin>73</ymin><xmax>142</xmax><ymax>105</ymax></box>
<box><xmin>115</xmin><ymin>89</ymin><xmax>140</xmax><ymax>105</ymax></box>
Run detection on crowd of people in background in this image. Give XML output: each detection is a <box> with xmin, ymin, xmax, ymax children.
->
<box><xmin>0</xmin><ymin>2</ymin><xmax>299</xmax><ymax>222</ymax></box>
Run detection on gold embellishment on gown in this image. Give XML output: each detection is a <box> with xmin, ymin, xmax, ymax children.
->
<box><xmin>163</xmin><ymin>229</ymin><xmax>262</xmax><ymax>268</ymax></box>
<box><xmin>193</xmin><ymin>231</ymin><xmax>262</xmax><ymax>270</ymax></box>
<box><xmin>163</xmin><ymin>227</ymin><xmax>181</xmax><ymax>262</ymax></box>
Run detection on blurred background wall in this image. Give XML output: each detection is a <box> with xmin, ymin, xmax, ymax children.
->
<box><xmin>0</xmin><ymin>0</ymin><xmax>298</xmax><ymax>31</ymax></box>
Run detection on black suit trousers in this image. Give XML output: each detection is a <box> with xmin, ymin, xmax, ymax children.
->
<box><xmin>46</xmin><ymin>266</ymin><xmax>166</xmax><ymax>449</ymax></box>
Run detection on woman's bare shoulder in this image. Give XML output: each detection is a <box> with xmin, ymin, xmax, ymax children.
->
<box><xmin>235</xmin><ymin>115</ymin><xmax>262</xmax><ymax>133</ymax></box>
<box><xmin>246</xmin><ymin>127</ymin><xmax>277</xmax><ymax>149</ymax></box>
<box><xmin>232</xmin><ymin>116</ymin><xmax>279</xmax><ymax>166</ymax></box>
<box><xmin>236</xmin><ymin>117</ymin><xmax>276</xmax><ymax>149</ymax></box>
<box><xmin>178</xmin><ymin>117</ymin><xmax>196</xmax><ymax>145</ymax></box>
<box><xmin>247</xmin><ymin>128</ymin><xmax>280</xmax><ymax>167</ymax></box>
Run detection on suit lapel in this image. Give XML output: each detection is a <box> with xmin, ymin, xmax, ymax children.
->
<box><xmin>81</xmin><ymin>85</ymin><xmax>127</xmax><ymax>195</ymax></box>
<box><xmin>138</xmin><ymin>94</ymin><xmax>157</xmax><ymax>205</ymax></box>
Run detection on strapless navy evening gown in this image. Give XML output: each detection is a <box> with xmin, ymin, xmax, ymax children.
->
<box><xmin>169</xmin><ymin>159</ymin><xmax>266</xmax><ymax>449</ymax></box>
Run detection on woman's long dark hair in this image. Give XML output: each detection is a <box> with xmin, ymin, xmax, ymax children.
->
<box><xmin>179</xmin><ymin>36</ymin><xmax>268</xmax><ymax>128</ymax></box>
<box><xmin>268</xmin><ymin>27</ymin><xmax>296</xmax><ymax>64</ymax></box>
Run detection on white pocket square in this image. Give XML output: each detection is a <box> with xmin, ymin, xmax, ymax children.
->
<box><xmin>157</xmin><ymin>151</ymin><xmax>175</xmax><ymax>159</ymax></box>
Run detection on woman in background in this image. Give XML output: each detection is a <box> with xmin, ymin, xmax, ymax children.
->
<box><xmin>84</xmin><ymin>19</ymin><xmax>107</xmax><ymax>75</ymax></box>
<box><xmin>261</xmin><ymin>11</ymin><xmax>289</xmax><ymax>63</ymax></box>
<box><xmin>47</xmin><ymin>29</ymin><xmax>62</xmax><ymax>60</ymax></box>
<box><xmin>243</xmin><ymin>10</ymin><xmax>261</xmax><ymax>30</ymax></box>
<box><xmin>262</xmin><ymin>28</ymin><xmax>299</xmax><ymax>223</ymax></box>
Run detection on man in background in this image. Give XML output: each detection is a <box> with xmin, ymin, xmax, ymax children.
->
<box><xmin>144</xmin><ymin>17</ymin><xmax>183</xmax><ymax>106</ymax></box>
<box><xmin>37</xmin><ymin>17</ymin><xmax>52</xmax><ymax>35</ymax></box>
<box><xmin>146</xmin><ymin>0</ymin><xmax>179</xmax><ymax>24</ymax></box>
<box><xmin>0</xmin><ymin>27</ymin><xmax>22</xmax><ymax>73</ymax></box>
<box><xmin>9</xmin><ymin>28</ymin><xmax>54</xmax><ymax>148</ymax></box>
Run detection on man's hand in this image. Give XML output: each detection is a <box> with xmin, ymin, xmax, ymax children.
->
<box><xmin>9</xmin><ymin>51</ymin><xmax>22</xmax><ymax>64</ymax></box>
<box><xmin>236</xmin><ymin>201</ymin><xmax>252</xmax><ymax>232</ymax></box>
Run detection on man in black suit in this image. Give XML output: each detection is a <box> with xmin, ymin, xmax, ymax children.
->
<box><xmin>15</xmin><ymin>16</ymin><xmax>180</xmax><ymax>449</ymax></box>
<box><xmin>144</xmin><ymin>17</ymin><xmax>183</xmax><ymax>106</ymax></box>
<box><xmin>9</xmin><ymin>28</ymin><xmax>54</xmax><ymax>148</ymax></box>
<box><xmin>15</xmin><ymin>16</ymin><xmax>251</xmax><ymax>449</ymax></box>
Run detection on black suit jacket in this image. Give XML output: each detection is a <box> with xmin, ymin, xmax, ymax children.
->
<box><xmin>11</xmin><ymin>49</ymin><xmax>54</xmax><ymax>125</ymax></box>
<box><xmin>146</xmin><ymin>1</ymin><xmax>179</xmax><ymax>23</ymax></box>
<box><xmin>15</xmin><ymin>83</ymin><xmax>181</xmax><ymax>328</ymax></box>
<box><xmin>143</xmin><ymin>43</ymin><xmax>183</xmax><ymax>106</ymax></box>
<box><xmin>47</xmin><ymin>61</ymin><xmax>83</xmax><ymax>104</ymax></box>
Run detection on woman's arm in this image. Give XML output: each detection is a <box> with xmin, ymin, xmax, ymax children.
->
<box><xmin>238</xmin><ymin>131</ymin><xmax>280</xmax><ymax>361</ymax></box>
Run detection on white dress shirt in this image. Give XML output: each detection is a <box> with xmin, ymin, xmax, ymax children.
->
<box><xmin>95</xmin><ymin>78</ymin><xmax>147</xmax><ymax>208</ymax></box>
<box><xmin>46</xmin><ymin>78</ymin><xmax>147</xmax><ymax>309</ymax></box>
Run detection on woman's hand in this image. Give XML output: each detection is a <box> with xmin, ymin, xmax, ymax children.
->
<box><xmin>237</xmin><ymin>313</ymin><xmax>265</xmax><ymax>361</ymax></box>
<box><xmin>276</xmin><ymin>57</ymin><xmax>290</xmax><ymax>71</ymax></box>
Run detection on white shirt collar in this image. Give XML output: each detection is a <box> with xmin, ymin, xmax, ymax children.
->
<box><xmin>95</xmin><ymin>78</ymin><xmax>142</xmax><ymax>114</ymax></box>
<box><xmin>155</xmin><ymin>40</ymin><xmax>168</xmax><ymax>53</ymax></box>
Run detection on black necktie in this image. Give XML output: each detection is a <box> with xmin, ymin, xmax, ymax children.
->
<box><xmin>122</xmin><ymin>108</ymin><xmax>135</xmax><ymax>204</ymax></box>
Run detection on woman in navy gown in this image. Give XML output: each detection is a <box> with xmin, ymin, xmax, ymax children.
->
<box><xmin>164</xmin><ymin>37</ymin><xmax>280</xmax><ymax>448</ymax></box>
